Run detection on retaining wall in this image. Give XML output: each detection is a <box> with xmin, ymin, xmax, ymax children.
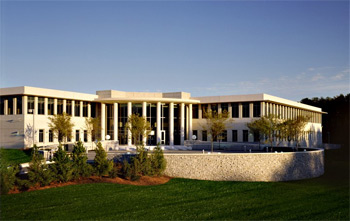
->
<box><xmin>164</xmin><ymin>149</ymin><xmax>324</xmax><ymax>182</ymax></box>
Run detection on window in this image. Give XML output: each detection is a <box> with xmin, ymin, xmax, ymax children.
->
<box><xmin>211</xmin><ymin>104</ymin><xmax>218</xmax><ymax>113</ymax></box>
<box><xmin>38</xmin><ymin>97</ymin><xmax>45</xmax><ymax>115</ymax></box>
<box><xmin>76</xmin><ymin>130</ymin><xmax>80</xmax><ymax>141</ymax></box>
<box><xmin>219</xmin><ymin>130</ymin><xmax>227</xmax><ymax>142</ymax></box>
<box><xmin>84</xmin><ymin>130</ymin><xmax>88</xmax><ymax>142</ymax></box>
<box><xmin>254</xmin><ymin>131</ymin><xmax>260</xmax><ymax>142</ymax></box>
<box><xmin>231</xmin><ymin>103</ymin><xmax>239</xmax><ymax>118</ymax></box>
<box><xmin>27</xmin><ymin>96</ymin><xmax>34</xmax><ymax>114</ymax></box>
<box><xmin>221</xmin><ymin>103</ymin><xmax>228</xmax><ymax>113</ymax></box>
<box><xmin>201</xmin><ymin>104</ymin><xmax>208</xmax><ymax>118</ymax></box>
<box><xmin>242</xmin><ymin>103</ymin><xmax>250</xmax><ymax>118</ymax></box>
<box><xmin>192</xmin><ymin>130</ymin><xmax>198</xmax><ymax>139</ymax></box>
<box><xmin>83</xmin><ymin>102</ymin><xmax>88</xmax><ymax>117</ymax></box>
<box><xmin>91</xmin><ymin>102</ymin><xmax>96</xmax><ymax>118</ymax></box>
<box><xmin>49</xmin><ymin>130</ymin><xmax>53</xmax><ymax>142</ymax></box>
<box><xmin>132</xmin><ymin>103</ymin><xmax>142</xmax><ymax>116</ymax></box>
<box><xmin>202</xmin><ymin>130</ymin><xmax>207</xmax><ymax>141</ymax></box>
<box><xmin>7</xmin><ymin>98</ymin><xmax>13</xmax><ymax>115</ymax></box>
<box><xmin>48</xmin><ymin>98</ymin><xmax>54</xmax><ymax>115</ymax></box>
<box><xmin>232</xmin><ymin>130</ymin><xmax>238</xmax><ymax>142</ymax></box>
<box><xmin>0</xmin><ymin>97</ymin><xmax>4</xmax><ymax>115</ymax></box>
<box><xmin>192</xmin><ymin>104</ymin><xmax>198</xmax><ymax>119</ymax></box>
<box><xmin>243</xmin><ymin>130</ymin><xmax>249</xmax><ymax>142</ymax></box>
<box><xmin>75</xmin><ymin>101</ymin><xmax>80</xmax><ymax>117</ymax></box>
<box><xmin>39</xmin><ymin>129</ymin><xmax>44</xmax><ymax>142</ymax></box>
<box><xmin>16</xmin><ymin>96</ymin><xmax>22</xmax><ymax>114</ymax></box>
<box><xmin>57</xmin><ymin>99</ymin><xmax>63</xmax><ymax>115</ymax></box>
<box><xmin>66</xmin><ymin>100</ymin><xmax>72</xmax><ymax>115</ymax></box>
<box><xmin>106</xmin><ymin>104</ymin><xmax>114</xmax><ymax>140</ymax></box>
<box><xmin>253</xmin><ymin>102</ymin><xmax>261</xmax><ymax>117</ymax></box>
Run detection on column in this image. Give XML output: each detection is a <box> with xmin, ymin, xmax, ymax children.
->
<box><xmin>13</xmin><ymin>97</ymin><xmax>17</xmax><ymax>115</ymax></box>
<box><xmin>4</xmin><ymin>99</ymin><xmax>8</xmax><ymax>115</ymax></box>
<box><xmin>180</xmin><ymin>103</ymin><xmax>185</xmax><ymax>145</ymax></box>
<box><xmin>80</xmin><ymin>101</ymin><xmax>83</xmax><ymax>117</ymax></box>
<box><xmin>54</xmin><ymin>98</ymin><xmax>57</xmax><ymax>115</ymax></box>
<box><xmin>238</xmin><ymin>103</ymin><xmax>242</xmax><ymax>118</ymax></box>
<box><xmin>113</xmin><ymin>103</ymin><xmax>118</xmax><ymax>142</ymax></box>
<box><xmin>23</xmin><ymin>96</ymin><xmax>28</xmax><ymax>115</ymax></box>
<box><xmin>188</xmin><ymin>104</ymin><xmax>193</xmax><ymax>141</ymax></box>
<box><xmin>88</xmin><ymin>103</ymin><xmax>91</xmax><ymax>118</ymax></box>
<box><xmin>228</xmin><ymin>103</ymin><xmax>232</xmax><ymax>118</ymax></box>
<box><xmin>218</xmin><ymin>103</ymin><xmax>222</xmax><ymax>114</ymax></box>
<box><xmin>63</xmin><ymin>100</ymin><xmax>67</xmax><ymax>115</ymax></box>
<box><xmin>261</xmin><ymin>102</ymin><xmax>265</xmax><ymax>117</ymax></box>
<box><xmin>198</xmin><ymin>104</ymin><xmax>202</xmax><ymax>119</ymax></box>
<box><xmin>142</xmin><ymin>102</ymin><xmax>147</xmax><ymax>145</ymax></box>
<box><xmin>156</xmin><ymin>102</ymin><xmax>161</xmax><ymax>144</ymax></box>
<box><xmin>44</xmin><ymin>98</ymin><xmax>48</xmax><ymax>115</ymax></box>
<box><xmin>71</xmin><ymin>100</ymin><xmax>75</xmax><ymax>116</ymax></box>
<box><xmin>127</xmin><ymin>102</ymin><xmax>132</xmax><ymax>146</ymax></box>
<box><xmin>34</xmin><ymin>97</ymin><xmax>38</xmax><ymax>115</ymax></box>
<box><xmin>101</xmin><ymin>103</ymin><xmax>106</xmax><ymax>141</ymax></box>
<box><xmin>169</xmin><ymin>102</ymin><xmax>174</xmax><ymax>146</ymax></box>
<box><xmin>249</xmin><ymin>102</ymin><xmax>253</xmax><ymax>118</ymax></box>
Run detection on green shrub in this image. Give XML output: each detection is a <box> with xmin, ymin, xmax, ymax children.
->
<box><xmin>72</xmin><ymin>141</ymin><xmax>92</xmax><ymax>179</ymax></box>
<box><xmin>121</xmin><ymin>159</ymin><xmax>132</xmax><ymax>179</ymax></box>
<box><xmin>109</xmin><ymin>162</ymin><xmax>121</xmax><ymax>178</ymax></box>
<box><xmin>0</xmin><ymin>149</ymin><xmax>19</xmax><ymax>194</ymax></box>
<box><xmin>150</xmin><ymin>144</ymin><xmax>167</xmax><ymax>176</ymax></box>
<box><xmin>94</xmin><ymin>142</ymin><xmax>113</xmax><ymax>177</ymax></box>
<box><xmin>51</xmin><ymin>144</ymin><xmax>73</xmax><ymax>183</ymax></box>
<box><xmin>132</xmin><ymin>147</ymin><xmax>152</xmax><ymax>176</ymax></box>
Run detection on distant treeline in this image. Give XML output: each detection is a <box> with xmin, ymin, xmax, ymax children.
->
<box><xmin>300</xmin><ymin>94</ymin><xmax>349</xmax><ymax>150</ymax></box>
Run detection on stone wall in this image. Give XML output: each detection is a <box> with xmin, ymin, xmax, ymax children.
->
<box><xmin>164</xmin><ymin>150</ymin><xmax>324</xmax><ymax>182</ymax></box>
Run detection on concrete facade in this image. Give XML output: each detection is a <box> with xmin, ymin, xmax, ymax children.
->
<box><xmin>0</xmin><ymin>86</ymin><xmax>324</xmax><ymax>149</ymax></box>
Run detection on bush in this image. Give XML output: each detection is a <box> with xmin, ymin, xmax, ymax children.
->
<box><xmin>94</xmin><ymin>142</ymin><xmax>113</xmax><ymax>177</ymax></box>
<box><xmin>109</xmin><ymin>162</ymin><xmax>121</xmax><ymax>178</ymax></box>
<box><xmin>72</xmin><ymin>141</ymin><xmax>92</xmax><ymax>179</ymax></box>
<box><xmin>121</xmin><ymin>159</ymin><xmax>133</xmax><ymax>179</ymax></box>
<box><xmin>132</xmin><ymin>147</ymin><xmax>152</xmax><ymax>176</ymax></box>
<box><xmin>51</xmin><ymin>144</ymin><xmax>73</xmax><ymax>183</ymax></box>
<box><xmin>150</xmin><ymin>144</ymin><xmax>167</xmax><ymax>176</ymax></box>
<box><xmin>0</xmin><ymin>149</ymin><xmax>19</xmax><ymax>194</ymax></box>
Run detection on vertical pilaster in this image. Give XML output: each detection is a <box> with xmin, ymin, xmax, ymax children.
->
<box><xmin>113</xmin><ymin>103</ymin><xmax>118</xmax><ymax>142</ymax></box>
<box><xmin>261</xmin><ymin>102</ymin><xmax>265</xmax><ymax>117</ymax></box>
<box><xmin>88</xmin><ymin>103</ymin><xmax>91</xmax><ymax>118</ymax></box>
<box><xmin>156</xmin><ymin>102</ymin><xmax>161</xmax><ymax>144</ymax></box>
<box><xmin>218</xmin><ymin>103</ymin><xmax>222</xmax><ymax>114</ymax></box>
<box><xmin>228</xmin><ymin>103</ymin><xmax>232</xmax><ymax>118</ymax></box>
<box><xmin>13</xmin><ymin>97</ymin><xmax>17</xmax><ymax>115</ymax></box>
<box><xmin>127</xmin><ymin>102</ymin><xmax>132</xmax><ymax>146</ymax></box>
<box><xmin>180</xmin><ymin>103</ymin><xmax>185</xmax><ymax>145</ymax></box>
<box><xmin>54</xmin><ymin>98</ymin><xmax>57</xmax><ymax>115</ymax></box>
<box><xmin>142</xmin><ymin>102</ymin><xmax>147</xmax><ymax>145</ymax></box>
<box><xmin>23</xmin><ymin>96</ymin><xmax>27</xmax><ymax>115</ymax></box>
<box><xmin>101</xmin><ymin>103</ymin><xmax>106</xmax><ymax>141</ymax></box>
<box><xmin>4</xmin><ymin>99</ymin><xmax>8</xmax><ymax>115</ymax></box>
<box><xmin>198</xmin><ymin>104</ymin><xmax>202</xmax><ymax>119</ymax></box>
<box><xmin>44</xmin><ymin>98</ymin><xmax>48</xmax><ymax>115</ymax></box>
<box><xmin>238</xmin><ymin>103</ymin><xmax>242</xmax><ymax>118</ymax></box>
<box><xmin>63</xmin><ymin>100</ymin><xmax>67</xmax><ymax>114</ymax></box>
<box><xmin>249</xmin><ymin>102</ymin><xmax>253</xmax><ymax>118</ymax></box>
<box><xmin>80</xmin><ymin>101</ymin><xmax>83</xmax><ymax>117</ymax></box>
<box><xmin>169</xmin><ymin>102</ymin><xmax>174</xmax><ymax>146</ymax></box>
<box><xmin>189</xmin><ymin>104</ymin><xmax>193</xmax><ymax>140</ymax></box>
<box><xmin>71</xmin><ymin>100</ymin><xmax>75</xmax><ymax>116</ymax></box>
<box><xmin>34</xmin><ymin>97</ymin><xmax>38</xmax><ymax>115</ymax></box>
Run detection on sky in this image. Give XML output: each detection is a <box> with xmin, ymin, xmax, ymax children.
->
<box><xmin>1</xmin><ymin>0</ymin><xmax>349</xmax><ymax>101</ymax></box>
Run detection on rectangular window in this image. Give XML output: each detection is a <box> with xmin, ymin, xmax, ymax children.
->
<box><xmin>232</xmin><ymin>130</ymin><xmax>238</xmax><ymax>142</ymax></box>
<box><xmin>75</xmin><ymin>101</ymin><xmax>80</xmax><ymax>117</ymax></box>
<box><xmin>254</xmin><ymin>131</ymin><xmax>260</xmax><ymax>142</ymax></box>
<box><xmin>84</xmin><ymin>130</ymin><xmax>88</xmax><ymax>142</ymax></box>
<box><xmin>76</xmin><ymin>130</ymin><xmax>80</xmax><ymax>141</ymax></box>
<box><xmin>253</xmin><ymin>102</ymin><xmax>261</xmax><ymax>117</ymax></box>
<box><xmin>49</xmin><ymin>130</ymin><xmax>53</xmax><ymax>142</ymax></box>
<box><xmin>231</xmin><ymin>103</ymin><xmax>239</xmax><ymax>118</ymax></box>
<box><xmin>0</xmin><ymin>97</ymin><xmax>4</xmax><ymax>115</ymax></box>
<box><xmin>243</xmin><ymin>130</ymin><xmax>249</xmax><ymax>142</ymax></box>
<box><xmin>67</xmin><ymin>132</ymin><xmax>71</xmax><ymax>142</ymax></box>
<box><xmin>242</xmin><ymin>103</ymin><xmax>250</xmax><ymax>118</ymax></box>
<box><xmin>38</xmin><ymin>97</ymin><xmax>45</xmax><ymax>115</ymax></box>
<box><xmin>66</xmin><ymin>100</ymin><xmax>72</xmax><ymax>115</ymax></box>
<box><xmin>48</xmin><ymin>98</ymin><xmax>54</xmax><ymax>115</ymax></box>
<box><xmin>39</xmin><ymin>129</ymin><xmax>44</xmax><ymax>142</ymax></box>
<box><xmin>27</xmin><ymin>96</ymin><xmax>34</xmax><ymax>114</ymax></box>
<box><xmin>7</xmin><ymin>98</ymin><xmax>13</xmax><ymax>115</ymax></box>
<box><xmin>192</xmin><ymin>130</ymin><xmax>198</xmax><ymax>140</ymax></box>
<box><xmin>221</xmin><ymin>103</ymin><xmax>228</xmax><ymax>114</ymax></box>
<box><xmin>83</xmin><ymin>102</ymin><xmax>88</xmax><ymax>117</ymax></box>
<box><xmin>192</xmin><ymin>104</ymin><xmax>198</xmax><ymax>119</ymax></box>
<box><xmin>202</xmin><ymin>130</ymin><xmax>207</xmax><ymax>141</ymax></box>
<box><xmin>57</xmin><ymin>99</ymin><xmax>63</xmax><ymax>115</ymax></box>
<box><xmin>201</xmin><ymin>104</ymin><xmax>208</xmax><ymax>118</ymax></box>
<box><xmin>91</xmin><ymin>102</ymin><xmax>96</xmax><ymax>118</ymax></box>
<box><xmin>219</xmin><ymin>130</ymin><xmax>227</xmax><ymax>142</ymax></box>
<box><xmin>16</xmin><ymin>96</ymin><xmax>22</xmax><ymax>114</ymax></box>
<box><xmin>211</xmin><ymin>104</ymin><xmax>218</xmax><ymax>113</ymax></box>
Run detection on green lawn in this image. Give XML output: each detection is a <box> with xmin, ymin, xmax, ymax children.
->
<box><xmin>0</xmin><ymin>149</ymin><xmax>349</xmax><ymax>220</ymax></box>
<box><xmin>0</xmin><ymin>149</ymin><xmax>31</xmax><ymax>165</ymax></box>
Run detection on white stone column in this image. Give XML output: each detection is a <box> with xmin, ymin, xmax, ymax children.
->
<box><xmin>71</xmin><ymin>100</ymin><xmax>75</xmax><ymax>116</ymax></box>
<box><xmin>113</xmin><ymin>103</ymin><xmax>118</xmax><ymax>142</ymax></box>
<box><xmin>4</xmin><ymin>99</ymin><xmax>8</xmax><ymax>115</ymax></box>
<box><xmin>261</xmin><ymin>102</ymin><xmax>265</xmax><ymax>117</ymax></box>
<box><xmin>127</xmin><ymin>102</ymin><xmax>132</xmax><ymax>146</ymax></box>
<box><xmin>54</xmin><ymin>98</ymin><xmax>57</xmax><ymax>115</ymax></box>
<box><xmin>63</xmin><ymin>100</ymin><xmax>67</xmax><ymax>114</ymax></box>
<box><xmin>44</xmin><ymin>98</ymin><xmax>48</xmax><ymax>115</ymax></box>
<box><xmin>218</xmin><ymin>103</ymin><xmax>222</xmax><ymax>114</ymax></box>
<box><xmin>198</xmin><ymin>104</ymin><xmax>202</xmax><ymax>119</ymax></box>
<box><xmin>180</xmin><ymin>103</ymin><xmax>185</xmax><ymax>145</ymax></box>
<box><xmin>169</xmin><ymin>102</ymin><xmax>174</xmax><ymax>146</ymax></box>
<box><xmin>238</xmin><ymin>103</ymin><xmax>243</xmax><ymax>118</ymax></box>
<box><xmin>228</xmin><ymin>103</ymin><xmax>232</xmax><ymax>118</ymax></box>
<box><xmin>142</xmin><ymin>102</ymin><xmax>147</xmax><ymax>145</ymax></box>
<box><xmin>80</xmin><ymin>101</ymin><xmax>83</xmax><ymax>117</ymax></box>
<box><xmin>88</xmin><ymin>103</ymin><xmax>91</xmax><ymax>118</ymax></box>
<box><xmin>156</xmin><ymin>102</ymin><xmax>161</xmax><ymax>144</ymax></box>
<box><xmin>101</xmin><ymin>103</ymin><xmax>106</xmax><ymax>141</ymax></box>
<box><xmin>23</xmin><ymin>96</ymin><xmax>27</xmax><ymax>115</ymax></box>
<box><xmin>34</xmin><ymin>97</ymin><xmax>38</xmax><ymax>115</ymax></box>
<box><xmin>188</xmin><ymin>104</ymin><xmax>193</xmax><ymax>141</ymax></box>
<box><xmin>249</xmin><ymin>102</ymin><xmax>253</xmax><ymax>118</ymax></box>
<box><xmin>13</xmin><ymin>97</ymin><xmax>17</xmax><ymax>115</ymax></box>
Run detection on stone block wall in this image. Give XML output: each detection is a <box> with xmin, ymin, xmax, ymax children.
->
<box><xmin>164</xmin><ymin>150</ymin><xmax>324</xmax><ymax>182</ymax></box>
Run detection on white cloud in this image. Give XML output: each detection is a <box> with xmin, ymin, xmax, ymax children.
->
<box><xmin>311</xmin><ymin>73</ymin><xmax>325</xmax><ymax>81</ymax></box>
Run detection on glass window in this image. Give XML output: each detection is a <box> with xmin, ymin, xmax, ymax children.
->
<box><xmin>254</xmin><ymin>131</ymin><xmax>260</xmax><ymax>142</ymax></box>
<box><xmin>38</xmin><ymin>97</ymin><xmax>45</xmax><ymax>115</ymax></box>
<box><xmin>75</xmin><ymin>101</ymin><xmax>80</xmax><ymax>117</ymax></box>
<box><xmin>231</xmin><ymin>103</ymin><xmax>239</xmax><ymax>118</ymax></box>
<box><xmin>66</xmin><ymin>100</ymin><xmax>72</xmax><ymax>115</ymax></box>
<box><xmin>219</xmin><ymin>130</ymin><xmax>227</xmax><ymax>142</ymax></box>
<box><xmin>221</xmin><ymin>103</ymin><xmax>228</xmax><ymax>114</ymax></box>
<box><xmin>243</xmin><ymin>130</ymin><xmax>249</xmax><ymax>142</ymax></box>
<box><xmin>0</xmin><ymin>97</ymin><xmax>4</xmax><ymax>115</ymax></box>
<box><xmin>49</xmin><ymin>130</ymin><xmax>53</xmax><ymax>142</ymax></box>
<box><xmin>76</xmin><ymin>130</ymin><xmax>80</xmax><ymax>141</ymax></box>
<box><xmin>106</xmin><ymin>104</ymin><xmax>114</xmax><ymax>140</ymax></box>
<box><xmin>57</xmin><ymin>99</ymin><xmax>63</xmax><ymax>115</ymax></box>
<box><xmin>192</xmin><ymin>130</ymin><xmax>198</xmax><ymax>139</ymax></box>
<box><xmin>242</xmin><ymin>103</ymin><xmax>250</xmax><ymax>118</ymax></box>
<box><xmin>253</xmin><ymin>102</ymin><xmax>261</xmax><ymax>117</ymax></box>
<box><xmin>192</xmin><ymin>104</ymin><xmax>198</xmax><ymax>119</ymax></box>
<box><xmin>7</xmin><ymin>97</ymin><xmax>13</xmax><ymax>115</ymax></box>
<box><xmin>39</xmin><ymin>129</ymin><xmax>44</xmax><ymax>142</ymax></box>
<box><xmin>132</xmin><ymin>103</ymin><xmax>142</xmax><ymax>116</ymax></box>
<box><xmin>48</xmin><ymin>98</ymin><xmax>54</xmax><ymax>115</ymax></box>
<box><xmin>232</xmin><ymin>130</ymin><xmax>238</xmax><ymax>142</ymax></box>
<box><xmin>91</xmin><ymin>102</ymin><xmax>96</xmax><ymax>118</ymax></box>
<box><xmin>83</xmin><ymin>102</ymin><xmax>88</xmax><ymax>117</ymax></box>
<box><xmin>16</xmin><ymin>96</ymin><xmax>22</xmax><ymax>114</ymax></box>
<box><xmin>201</xmin><ymin>104</ymin><xmax>208</xmax><ymax>118</ymax></box>
<box><xmin>202</xmin><ymin>130</ymin><xmax>207</xmax><ymax>141</ymax></box>
<box><xmin>27</xmin><ymin>96</ymin><xmax>34</xmax><ymax>114</ymax></box>
<box><xmin>211</xmin><ymin>104</ymin><xmax>218</xmax><ymax>113</ymax></box>
<box><xmin>84</xmin><ymin>130</ymin><xmax>88</xmax><ymax>142</ymax></box>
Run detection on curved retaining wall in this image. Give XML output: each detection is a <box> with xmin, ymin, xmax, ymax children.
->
<box><xmin>164</xmin><ymin>149</ymin><xmax>324</xmax><ymax>182</ymax></box>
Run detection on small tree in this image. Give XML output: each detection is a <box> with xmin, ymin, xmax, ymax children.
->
<box><xmin>202</xmin><ymin>110</ymin><xmax>231</xmax><ymax>153</ymax></box>
<box><xmin>51</xmin><ymin>144</ymin><xmax>73</xmax><ymax>183</ymax></box>
<box><xmin>0</xmin><ymin>149</ymin><xmax>19</xmax><ymax>194</ymax></box>
<box><xmin>94</xmin><ymin>142</ymin><xmax>113</xmax><ymax>177</ymax></box>
<box><xmin>72</xmin><ymin>141</ymin><xmax>92</xmax><ymax>179</ymax></box>
<box><xmin>85</xmin><ymin>117</ymin><xmax>101</xmax><ymax>149</ymax></box>
<box><xmin>150</xmin><ymin>144</ymin><xmax>167</xmax><ymax>176</ymax></box>
<box><xmin>48</xmin><ymin>112</ymin><xmax>74</xmax><ymax>144</ymax></box>
<box><xmin>282</xmin><ymin>116</ymin><xmax>309</xmax><ymax>147</ymax></box>
<box><xmin>125</xmin><ymin>114</ymin><xmax>152</xmax><ymax>147</ymax></box>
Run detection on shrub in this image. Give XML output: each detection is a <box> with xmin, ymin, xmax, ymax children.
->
<box><xmin>109</xmin><ymin>162</ymin><xmax>121</xmax><ymax>178</ymax></box>
<box><xmin>0</xmin><ymin>149</ymin><xmax>19</xmax><ymax>194</ymax></box>
<box><xmin>51</xmin><ymin>144</ymin><xmax>73</xmax><ymax>182</ymax></box>
<box><xmin>121</xmin><ymin>159</ymin><xmax>132</xmax><ymax>179</ymax></box>
<box><xmin>150</xmin><ymin>144</ymin><xmax>167</xmax><ymax>176</ymax></box>
<box><xmin>72</xmin><ymin>141</ymin><xmax>92</xmax><ymax>179</ymax></box>
<box><xmin>132</xmin><ymin>147</ymin><xmax>152</xmax><ymax>176</ymax></box>
<box><xmin>94</xmin><ymin>142</ymin><xmax>113</xmax><ymax>177</ymax></box>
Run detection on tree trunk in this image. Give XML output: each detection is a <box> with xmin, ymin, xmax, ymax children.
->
<box><xmin>211</xmin><ymin>138</ymin><xmax>214</xmax><ymax>153</ymax></box>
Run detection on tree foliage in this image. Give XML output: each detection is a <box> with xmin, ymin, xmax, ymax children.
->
<box><xmin>85</xmin><ymin>117</ymin><xmax>101</xmax><ymax>141</ymax></box>
<box><xmin>0</xmin><ymin>149</ymin><xmax>19</xmax><ymax>194</ymax></box>
<box><xmin>48</xmin><ymin>112</ymin><xmax>74</xmax><ymax>143</ymax></box>
<box><xmin>125</xmin><ymin>114</ymin><xmax>152</xmax><ymax>147</ymax></box>
<box><xmin>72</xmin><ymin>141</ymin><xmax>92</xmax><ymax>179</ymax></box>
<box><xmin>94</xmin><ymin>142</ymin><xmax>113</xmax><ymax>177</ymax></box>
<box><xmin>150</xmin><ymin>144</ymin><xmax>167</xmax><ymax>176</ymax></box>
<box><xmin>51</xmin><ymin>144</ymin><xmax>73</xmax><ymax>183</ymax></box>
<box><xmin>202</xmin><ymin>110</ymin><xmax>231</xmax><ymax>152</ymax></box>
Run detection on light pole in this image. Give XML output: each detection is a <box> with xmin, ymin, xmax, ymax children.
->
<box><xmin>28</xmin><ymin>109</ymin><xmax>35</xmax><ymax>147</ymax></box>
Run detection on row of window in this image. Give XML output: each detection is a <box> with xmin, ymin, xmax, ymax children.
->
<box><xmin>192</xmin><ymin>130</ymin><xmax>259</xmax><ymax>142</ymax></box>
<box><xmin>192</xmin><ymin>102</ymin><xmax>261</xmax><ymax>119</ymax></box>
<box><xmin>37</xmin><ymin>129</ymin><xmax>89</xmax><ymax>143</ymax></box>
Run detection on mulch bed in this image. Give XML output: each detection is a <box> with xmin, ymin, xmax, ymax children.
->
<box><xmin>8</xmin><ymin>176</ymin><xmax>171</xmax><ymax>194</ymax></box>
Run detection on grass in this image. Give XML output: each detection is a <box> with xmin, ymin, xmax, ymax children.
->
<box><xmin>0</xmin><ymin>148</ymin><xmax>32</xmax><ymax>165</ymax></box>
<box><xmin>0</xmin><ymin>149</ymin><xmax>349</xmax><ymax>220</ymax></box>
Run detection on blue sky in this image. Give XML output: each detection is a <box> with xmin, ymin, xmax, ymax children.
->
<box><xmin>1</xmin><ymin>0</ymin><xmax>349</xmax><ymax>101</ymax></box>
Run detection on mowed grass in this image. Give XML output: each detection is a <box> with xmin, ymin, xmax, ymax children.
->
<box><xmin>0</xmin><ymin>148</ymin><xmax>31</xmax><ymax>165</ymax></box>
<box><xmin>0</xmin><ymin>149</ymin><xmax>349</xmax><ymax>220</ymax></box>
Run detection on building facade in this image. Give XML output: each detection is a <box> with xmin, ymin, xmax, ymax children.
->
<box><xmin>0</xmin><ymin>86</ymin><xmax>323</xmax><ymax>149</ymax></box>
